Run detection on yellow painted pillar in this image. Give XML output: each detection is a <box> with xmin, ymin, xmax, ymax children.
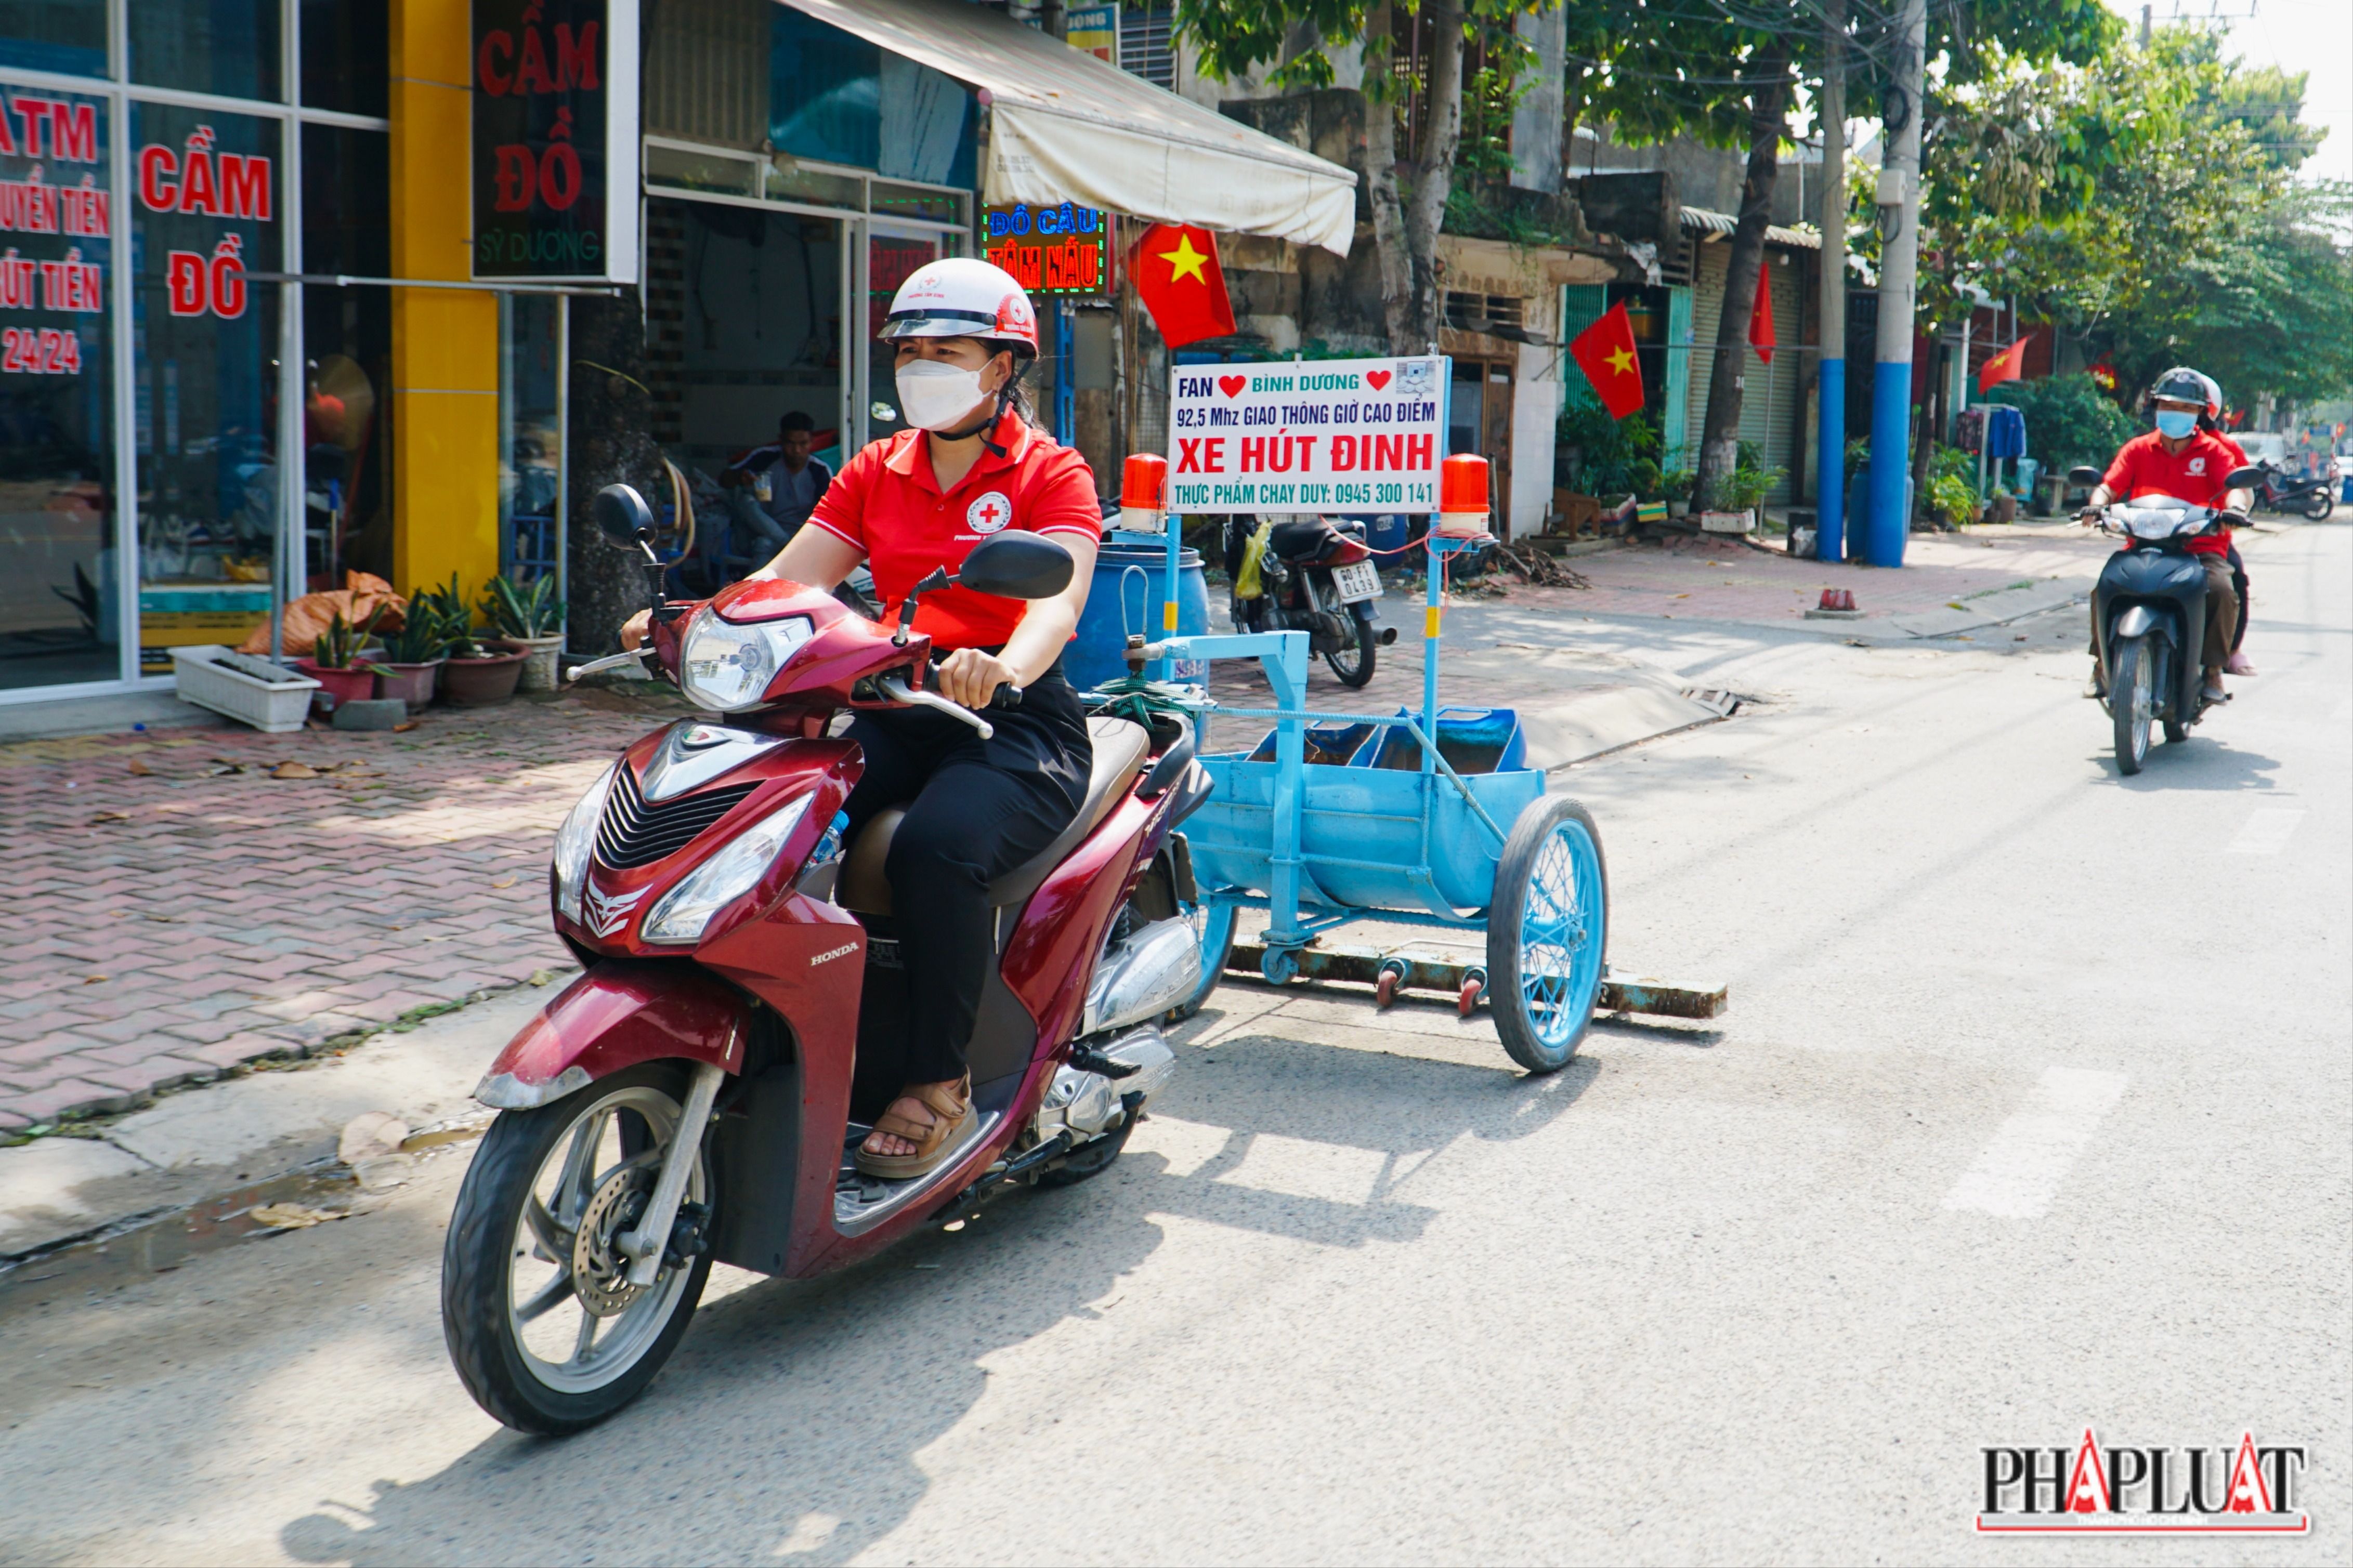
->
<box><xmin>389</xmin><ymin>0</ymin><xmax>501</xmax><ymax>604</ymax></box>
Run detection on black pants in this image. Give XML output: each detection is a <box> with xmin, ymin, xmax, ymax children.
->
<box><xmin>839</xmin><ymin>663</ymin><xmax>1090</xmax><ymax>1085</ymax></box>
<box><xmin>2228</xmin><ymin>542</ymin><xmax>2249</xmax><ymax>652</ymax></box>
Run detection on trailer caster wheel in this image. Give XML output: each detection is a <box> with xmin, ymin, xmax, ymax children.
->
<box><xmin>1375</xmin><ymin>960</ymin><xmax>1405</xmax><ymax>1010</ymax></box>
<box><xmin>1459</xmin><ymin>968</ymin><xmax>1486</xmax><ymax>1017</ymax></box>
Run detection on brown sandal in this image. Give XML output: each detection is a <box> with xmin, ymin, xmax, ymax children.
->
<box><xmin>855</xmin><ymin>1076</ymin><xmax>977</xmax><ymax>1180</ymax></box>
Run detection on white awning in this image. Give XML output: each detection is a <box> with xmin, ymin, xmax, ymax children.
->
<box><xmin>775</xmin><ymin>0</ymin><xmax>1358</xmax><ymax>255</ymax></box>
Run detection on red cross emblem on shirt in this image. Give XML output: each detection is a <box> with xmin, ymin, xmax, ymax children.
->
<box><xmin>966</xmin><ymin>490</ymin><xmax>1013</xmax><ymax>534</ymax></box>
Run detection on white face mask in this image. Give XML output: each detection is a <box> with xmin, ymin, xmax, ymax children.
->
<box><xmin>895</xmin><ymin>359</ymin><xmax>994</xmax><ymax>432</ymax></box>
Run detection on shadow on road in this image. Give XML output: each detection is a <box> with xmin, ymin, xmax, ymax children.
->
<box><xmin>273</xmin><ymin>1033</ymin><xmax>1594</xmax><ymax>1566</ymax></box>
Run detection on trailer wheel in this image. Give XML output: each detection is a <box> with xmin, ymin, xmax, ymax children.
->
<box><xmin>1486</xmin><ymin>797</ymin><xmax>1609</xmax><ymax>1074</ymax></box>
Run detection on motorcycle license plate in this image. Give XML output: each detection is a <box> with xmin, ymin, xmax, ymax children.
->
<box><xmin>1330</xmin><ymin>560</ymin><xmax>1381</xmax><ymax>603</ymax></box>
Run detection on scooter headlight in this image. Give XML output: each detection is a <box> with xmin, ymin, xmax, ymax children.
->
<box><xmin>640</xmin><ymin>792</ymin><xmax>817</xmax><ymax>945</ymax></box>
<box><xmin>553</xmin><ymin>762</ymin><xmax>619</xmax><ymax>924</ymax></box>
<box><xmin>676</xmin><ymin>607</ymin><xmax>815</xmax><ymax>711</ymax></box>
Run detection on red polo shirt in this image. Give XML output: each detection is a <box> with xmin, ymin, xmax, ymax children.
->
<box><xmin>805</xmin><ymin>411</ymin><xmax>1101</xmax><ymax>649</ymax></box>
<box><xmin>2101</xmin><ymin>429</ymin><xmax>2248</xmax><ymax>558</ymax></box>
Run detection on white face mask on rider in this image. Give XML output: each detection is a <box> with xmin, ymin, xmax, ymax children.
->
<box><xmin>895</xmin><ymin>360</ymin><xmax>994</xmax><ymax>432</ymax></box>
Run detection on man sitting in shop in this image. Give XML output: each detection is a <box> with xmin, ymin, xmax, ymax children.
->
<box><xmin>716</xmin><ymin>410</ymin><xmax>833</xmax><ymax>574</ymax></box>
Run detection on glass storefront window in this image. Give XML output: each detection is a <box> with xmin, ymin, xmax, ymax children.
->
<box><xmin>499</xmin><ymin>292</ymin><xmax>559</xmax><ymax>585</ymax></box>
<box><xmin>132</xmin><ymin>102</ymin><xmax>284</xmax><ymax>672</ymax></box>
<box><xmin>0</xmin><ymin>0</ymin><xmax>107</xmax><ymax>77</ymax></box>
<box><xmin>300</xmin><ymin>124</ymin><xmax>389</xmax><ymax>585</ymax></box>
<box><xmin>769</xmin><ymin>8</ymin><xmax>972</xmax><ymax>187</ymax></box>
<box><xmin>868</xmin><ymin>179</ymin><xmax>961</xmax><ymax>227</ymax></box>
<box><xmin>129</xmin><ymin>0</ymin><xmax>282</xmax><ymax>103</ymax></box>
<box><xmin>865</xmin><ymin>230</ymin><xmax>937</xmax><ymax>446</ymax></box>
<box><xmin>0</xmin><ymin>82</ymin><xmax>114</xmax><ymax>690</ymax></box>
<box><xmin>299</xmin><ymin>0</ymin><xmax>386</xmax><ymax>117</ymax></box>
<box><xmin>644</xmin><ymin>140</ymin><xmax>758</xmax><ymax>199</ymax></box>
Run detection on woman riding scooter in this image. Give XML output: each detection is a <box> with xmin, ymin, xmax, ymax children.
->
<box><xmin>625</xmin><ymin>257</ymin><xmax>1102</xmax><ymax>1178</ymax></box>
<box><xmin>2079</xmin><ymin>366</ymin><xmax>2253</xmax><ymax>701</ymax></box>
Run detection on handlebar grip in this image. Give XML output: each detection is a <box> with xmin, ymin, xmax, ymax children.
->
<box><xmin>988</xmin><ymin>682</ymin><xmax>1024</xmax><ymax>711</ymax></box>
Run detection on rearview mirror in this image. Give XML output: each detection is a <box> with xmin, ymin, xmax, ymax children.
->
<box><xmin>2223</xmin><ymin>466</ymin><xmax>2264</xmax><ymax>490</ymax></box>
<box><xmin>2066</xmin><ymin>466</ymin><xmax>2103</xmax><ymax>488</ymax></box>
<box><xmin>594</xmin><ymin>484</ymin><xmax>657</xmax><ymax>549</ymax></box>
<box><xmin>955</xmin><ymin>532</ymin><xmax>1075</xmax><ymax>600</ymax></box>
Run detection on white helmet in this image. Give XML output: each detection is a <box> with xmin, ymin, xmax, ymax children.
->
<box><xmin>878</xmin><ymin>257</ymin><xmax>1039</xmax><ymax>358</ymax></box>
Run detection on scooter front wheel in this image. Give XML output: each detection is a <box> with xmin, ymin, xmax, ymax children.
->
<box><xmin>2111</xmin><ymin>634</ymin><xmax>2154</xmax><ymax>775</ymax></box>
<box><xmin>441</xmin><ymin>1063</ymin><xmax>713</xmax><ymax>1436</ymax></box>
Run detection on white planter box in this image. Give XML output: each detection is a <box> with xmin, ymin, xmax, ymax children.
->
<box><xmin>1697</xmin><ymin>509</ymin><xmax>1757</xmax><ymax>534</ymax></box>
<box><xmin>170</xmin><ymin>644</ymin><xmax>319</xmax><ymax>733</ymax></box>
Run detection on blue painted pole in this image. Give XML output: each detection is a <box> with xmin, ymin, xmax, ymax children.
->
<box><xmin>1866</xmin><ymin>362</ymin><xmax>1912</xmax><ymax>565</ymax></box>
<box><xmin>1866</xmin><ymin>0</ymin><xmax>1927</xmax><ymax>567</ymax></box>
<box><xmin>1816</xmin><ymin>358</ymin><xmax>1845</xmax><ymax>561</ymax></box>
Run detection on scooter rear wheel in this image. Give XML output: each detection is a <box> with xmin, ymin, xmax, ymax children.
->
<box><xmin>2111</xmin><ymin>635</ymin><xmax>2154</xmax><ymax>775</ymax></box>
<box><xmin>2305</xmin><ymin>491</ymin><xmax>2335</xmax><ymax>521</ymax></box>
<box><xmin>1325</xmin><ymin>612</ymin><xmax>1378</xmax><ymax>688</ymax></box>
<box><xmin>442</xmin><ymin>1063</ymin><xmax>713</xmax><ymax>1436</ymax></box>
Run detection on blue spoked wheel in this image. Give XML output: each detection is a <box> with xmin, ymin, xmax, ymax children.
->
<box><xmin>1170</xmin><ymin>899</ymin><xmax>1237</xmax><ymax>1020</ymax></box>
<box><xmin>1485</xmin><ymin>797</ymin><xmax>1609</xmax><ymax>1073</ymax></box>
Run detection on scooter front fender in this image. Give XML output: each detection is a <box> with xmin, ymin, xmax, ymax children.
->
<box><xmin>475</xmin><ymin>960</ymin><xmax>748</xmax><ymax>1109</ymax></box>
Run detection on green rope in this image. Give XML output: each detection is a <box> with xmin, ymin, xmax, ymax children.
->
<box><xmin>1086</xmin><ymin>674</ymin><xmax>1201</xmax><ymax>730</ymax></box>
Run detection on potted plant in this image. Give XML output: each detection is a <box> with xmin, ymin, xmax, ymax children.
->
<box><xmin>1663</xmin><ymin>468</ymin><xmax>1697</xmax><ymax>519</ymax></box>
<box><xmin>371</xmin><ymin>595</ymin><xmax>452</xmax><ymax>707</ymax></box>
<box><xmin>421</xmin><ymin>575</ymin><xmax>528</xmax><ymax>707</ymax></box>
<box><xmin>481</xmin><ymin>573</ymin><xmax>566</xmax><ymax>693</ymax></box>
<box><xmin>294</xmin><ymin>608</ymin><xmax>382</xmax><ymax>713</ymax></box>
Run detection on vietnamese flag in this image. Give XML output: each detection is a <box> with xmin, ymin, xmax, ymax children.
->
<box><xmin>1978</xmin><ymin>333</ymin><xmax>2032</xmax><ymax>394</ymax></box>
<box><xmin>1570</xmin><ymin>301</ymin><xmax>1646</xmax><ymax>419</ymax></box>
<box><xmin>1132</xmin><ymin>223</ymin><xmax>1236</xmax><ymax>350</ymax></box>
<box><xmin>1748</xmin><ymin>274</ymin><xmax>1776</xmax><ymax>363</ymax></box>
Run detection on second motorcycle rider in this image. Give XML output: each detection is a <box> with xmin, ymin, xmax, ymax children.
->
<box><xmin>625</xmin><ymin>257</ymin><xmax>1102</xmax><ymax>1179</ymax></box>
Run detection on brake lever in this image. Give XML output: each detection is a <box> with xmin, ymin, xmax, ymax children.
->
<box><xmin>877</xmin><ymin>671</ymin><xmax>993</xmax><ymax>740</ymax></box>
<box><xmin>566</xmin><ymin>647</ymin><xmax>650</xmax><ymax>682</ymax></box>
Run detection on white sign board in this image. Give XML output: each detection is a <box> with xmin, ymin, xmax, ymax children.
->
<box><xmin>1166</xmin><ymin>355</ymin><xmax>1447</xmax><ymax>513</ymax></box>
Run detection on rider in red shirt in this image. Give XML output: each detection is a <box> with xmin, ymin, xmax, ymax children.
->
<box><xmin>624</xmin><ymin>259</ymin><xmax>1102</xmax><ymax>1180</ymax></box>
<box><xmin>2080</xmin><ymin>366</ymin><xmax>2253</xmax><ymax>702</ymax></box>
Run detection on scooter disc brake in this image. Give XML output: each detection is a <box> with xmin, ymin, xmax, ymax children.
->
<box><xmin>570</xmin><ymin>1168</ymin><xmax>653</xmax><ymax>1317</ymax></box>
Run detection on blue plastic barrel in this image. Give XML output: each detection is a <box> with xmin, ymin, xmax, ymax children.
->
<box><xmin>1067</xmin><ymin>536</ymin><xmax>1208</xmax><ymax>691</ymax></box>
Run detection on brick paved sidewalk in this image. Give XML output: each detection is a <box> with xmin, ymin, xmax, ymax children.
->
<box><xmin>2</xmin><ymin>683</ymin><xmax>695</xmax><ymax>1134</ymax></box>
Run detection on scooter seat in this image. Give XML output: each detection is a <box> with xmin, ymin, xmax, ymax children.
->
<box><xmin>1269</xmin><ymin>519</ymin><xmax>1339</xmax><ymax>561</ymax></box>
<box><xmin>838</xmin><ymin>717</ymin><xmax>1151</xmax><ymax>916</ymax></box>
<box><xmin>987</xmin><ymin>717</ymin><xmax>1151</xmax><ymax>907</ymax></box>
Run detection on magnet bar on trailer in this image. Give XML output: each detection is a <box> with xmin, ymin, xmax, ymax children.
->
<box><xmin>1225</xmin><ymin>942</ymin><xmax>1728</xmax><ymax>1020</ymax></box>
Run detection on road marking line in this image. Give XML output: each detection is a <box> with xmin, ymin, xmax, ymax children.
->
<box><xmin>1942</xmin><ymin>1067</ymin><xmax>2129</xmax><ymax>1219</ymax></box>
<box><xmin>2227</xmin><ymin>808</ymin><xmax>2306</xmax><ymax>856</ymax></box>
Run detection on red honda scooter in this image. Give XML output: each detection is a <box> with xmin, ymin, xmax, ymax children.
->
<box><xmin>440</xmin><ymin>485</ymin><xmax>1208</xmax><ymax>1435</ymax></box>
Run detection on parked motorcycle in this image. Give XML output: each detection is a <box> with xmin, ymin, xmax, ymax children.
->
<box><xmin>1226</xmin><ymin>515</ymin><xmax>1397</xmax><ymax>688</ymax></box>
<box><xmin>2071</xmin><ymin>462</ymin><xmax>2263</xmax><ymax>774</ymax></box>
<box><xmin>441</xmin><ymin>484</ymin><xmax>1211</xmax><ymax>1434</ymax></box>
<box><xmin>2249</xmin><ymin>460</ymin><xmax>2335</xmax><ymax>521</ymax></box>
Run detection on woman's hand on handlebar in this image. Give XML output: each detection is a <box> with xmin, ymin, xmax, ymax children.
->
<box><xmin>934</xmin><ymin>647</ymin><xmax>1018</xmax><ymax>709</ymax></box>
<box><xmin>619</xmin><ymin>609</ymin><xmax>652</xmax><ymax>650</ymax></box>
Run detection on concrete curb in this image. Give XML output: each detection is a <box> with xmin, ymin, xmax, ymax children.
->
<box><xmin>0</xmin><ymin>984</ymin><xmax>558</xmax><ymax>1261</ymax></box>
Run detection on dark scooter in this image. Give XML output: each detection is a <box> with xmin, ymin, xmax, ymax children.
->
<box><xmin>2250</xmin><ymin>460</ymin><xmax>2336</xmax><ymax>522</ymax></box>
<box><xmin>1226</xmin><ymin>515</ymin><xmax>1397</xmax><ymax>688</ymax></box>
<box><xmin>440</xmin><ymin>485</ymin><xmax>1211</xmax><ymax>1434</ymax></box>
<box><xmin>2071</xmin><ymin>463</ymin><xmax>2263</xmax><ymax>775</ymax></box>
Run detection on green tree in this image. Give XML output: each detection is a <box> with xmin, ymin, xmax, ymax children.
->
<box><xmin>1178</xmin><ymin>2</ymin><xmax>1538</xmax><ymax>354</ymax></box>
<box><xmin>1572</xmin><ymin>0</ymin><xmax>2113</xmax><ymax>508</ymax></box>
<box><xmin>1916</xmin><ymin>26</ymin><xmax>2353</xmax><ymax>410</ymax></box>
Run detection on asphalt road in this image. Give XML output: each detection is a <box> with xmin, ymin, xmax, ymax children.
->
<box><xmin>3</xmin><ymin>522</ymin><xmax>2346</xmax><ymax>1566</ymax></box>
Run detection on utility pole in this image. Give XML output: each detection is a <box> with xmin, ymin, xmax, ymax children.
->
<box><xmin>1865</xmin><ymin>0</ymin><xmax>1926</xmax><ymax>566</ymax></box>
<box><xmin>1815</xmin><ymin>0</ymin><xmax>1848</xmax><ymax>562</ymax></box>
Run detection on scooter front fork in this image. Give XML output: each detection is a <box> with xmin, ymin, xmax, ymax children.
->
<box><xmin>617</xmin><ymin>1060</ymin><xmax>725</xmax><ymax>1287</ymax></box>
